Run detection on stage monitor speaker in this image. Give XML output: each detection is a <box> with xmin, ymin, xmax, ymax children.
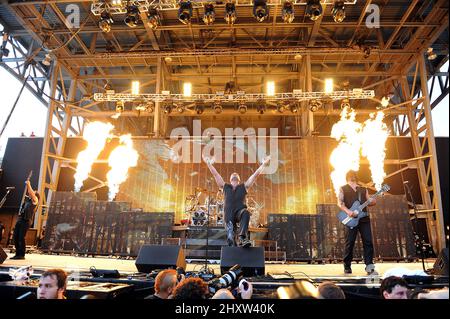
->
<box><xmin>135</xmin><ymin>245</ymin><xmax>186</xmax><ymax>273</ymax></box>
<box><xmin>0</xmin><ymin>247</ymin><xmax>7</xmax><ymax>264</ymax></box>
<box><xmin>220</xmin><ymin>247</ymin><xmax>265</xmax><ymax>277</ymax></box>
<box><xmin>433</xmin><ymin>248</ymin><xmax>449</xmax><ymax>276</ymax></box>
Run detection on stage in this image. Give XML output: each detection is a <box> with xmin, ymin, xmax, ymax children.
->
<box><xmin>0</xmin><ymin>249</ymin><xmax>433</xmax><ymax>278</ymax></box>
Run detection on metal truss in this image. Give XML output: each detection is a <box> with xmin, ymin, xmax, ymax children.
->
<box><xmin>91</xmin><ymin>0</ymin><xmax>358</xmax><ymax>15</ymax></box>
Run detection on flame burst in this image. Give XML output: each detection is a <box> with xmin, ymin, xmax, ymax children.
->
<box><xmin>361</xmin><ymin>111</ymin><xmax>389</xmax><ymax>191</ymax></box>
<box><xmin>74</xmin><ymin>122</ymin><xmax>114</xmax><ymax>192</ymax></box>
<box><xmin>106</xmin><ymin>135</ymin><xmax>139</xmax><ymax>201</ymax></box>
<box><xmin>329</xmin><ymin>106</ymin><xmax>363</xmax><ymax>196</ymax></box>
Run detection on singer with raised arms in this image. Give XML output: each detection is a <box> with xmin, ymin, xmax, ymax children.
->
<box><xmin>203</xmin><ymin>154</ymin><xmax>271</xmax><ymax>248</ymax></box>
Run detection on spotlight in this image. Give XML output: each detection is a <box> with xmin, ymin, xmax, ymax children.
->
<box><xmin>163</xmin><ymin>102</ymin><xmax>172</xmax><ymax>114</ymax></box>
<box><xmin>147</xmin><ymin>8</ymin><xmax>160</xmax><ymax>30</ymax></box>
<box><xmin>195</xmin><ymin>102</ymin><xmax>205</xmax><ymax>115</ymax></box>
<box><xmin>111</xmin><ymin>0</ymin><xmax>122</xmax><ymax>6</ymax></box>
<box><xmin>164</xmin><ymin>56</ymin><xmax>173</xmax><ymax>63</ymax></box>
<box><xmin>238</xmin><ymin>102</ymin><xmax>247</xmax><ymax>114</ymax></box>
<box><xmin>213</xmin><ymin>102</ymin><xmax>223</xmax><ymax>114</ymax></box>
<box><xmin>116</xmin><ymin>100</ymin><xmax>125</xmax><ymax>113</ymax></box>
<box><xmin>309</xmin><ymin>99</ymin><xmax>322</xmax><ymax>112</ymax></box>
<box><xmin>282</xmin><ymin>1</ymin><xmax>295</xmax><ymax>23</ymax></box>
<box><xmin>294</xmin><ymin>54</ymin><xmax>303</xmax><ymax>61</ymax></box>
<box><xmin>131</xmin><ymin>81</ymin><xmax>140</xmax><ymax>95</ymax></box>
<box><xmin>340</xmin><ymin>98</ymin><xmax>350</xmax><ymax>109</ymax></box>
<box><xmin>256</xmin><ymin>101</ymin><xmax>266</xmax><ymax>114</ymax></box>
<box><xmin>176</xmin><ymin>104</ymin><xmax>185</xmax><ymax>113</ymax></box>
<box><xmin>225</xmin><ymin>2</ymin><xmax>237</xmax><ymax>25</ymax></box>
<box><xmin>380</xmin><ymin>96</ymin><xmax>390</xmax><ymax>108</ymax></box>
<box><xmin>178</xmin><ymin>1</ymin><xmax>193</xmax><ymax>25</ymax></box>
<box><xmin>203</xmin><ymin>3</ymin><xmax>215</xmax><ymax>25</ymax></box>
<box><xmin>277</xmin><ymin>103</ymin><xmax>286</xmax><ymax>113</ymax></box>
<box><xmin>290</xmin><ymin>104</ymin><xmax>298</xmax><ymax>113</ymax></box>
<box><xmin>266</xmin><ymin>81</ymin><xmax>275</xmax><ymax>96</ymax></box>
<box><xmin>306</xmin><ymin>0</ymin><xmax>323</xmax><ymax>21</ymax></box>
<box><xmin>183</xmin><ymin>82</ymin><xmax>192</xmax><ymax>97</ymax></box>
<box><xmin>124</xmin><ymin>5</ymin><xmax>140</xmax><ymax>28</ymax></box>
<box><xmin>253</xmin><ymin>0</ymin><xmax>269</xmax><ymax>23</ymax></box>
<box><xmin>427</xmin><ymin>47</ymin><xmax>437</xmax><ymax>61</ymax></box>
<box><xmin>42</xmin><ymin>53</ymin><xmax>52</xmax><ymax>66</ymax></box>
<box><xmin>332</xmin><ymin>1</ymin><xmax>345</xmax><ymax>23</ymax></box>
<box><xmin>324</xmin><ymin>78</ymin><xmax>334</xmax><ymax>94</ymax></box>
<box><xmin>145</xmin><ymin>101</ymin><xmax>155</xmax><ymax>113</ymax></box>
<box><xmin>99</xmin><ymin>10</ymin><xmax>113</xmax><ymax>33</ymax></box>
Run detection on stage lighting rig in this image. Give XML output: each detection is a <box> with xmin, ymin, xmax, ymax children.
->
<box><xmin>203</xmin><ymin>3</ymin><xmax>216</xmax><ymax>25</ymax></box>
<box><xmin>306</xmin><ymin>0</ymin><xmax>323</xmax><ymax>21</ymax></box>
<box><xmin>225</xmin><ymin>2</ymin><xmax>237</xmax><ymax>25</ymax></box>
<box><xmin>253</xmin><ymin>0</ymin><xmax>269</xmax><ymax>23</ymax></box>
<box><xmin>99</xmin><ymin>10</ymin><xmax>113</xmax><ymax>33</ymax></box>
<box><xmin>163</xmin><ymin>102</ymin><xmax>173</xmax><ymax>114</ymax></box>
<box><xmin>238</xmin><ymin>102</ymin><xmax>247</xmax><ymax>114</ymax></box>
<box><xmin>332</xmin><ymin>1</ymin><xmax>346</xmax><ymax>23</ymax></box>
<box><xmin>290</xmin><ymin>103</ymin><xmax>299</xmax><ymax>113</ymax></box>
<box><xmin>178</xmin><ymin>1</ymin><xmax>193</xmax><ymax>25</ymax></box>
<box><xmin>124</xmin><ymin>4</ymin><xmax>140</xmax><ymax>28</ymax></box>
<box><xmin>147</xmin><ymin>8</ymin><xmax>161</xmax><ymax>30</ymax></box>
<box><xmin>309</xmin><ymin>99</ymin><xmax>322</xmax><ymax>112</ymax></box>
<box><xmin>277</xmin><ymin>103</ymin><xmax>286</xmax><ymax>113</ymax></box>
<box><xmin>213</xmin><ymin>102</ymin><xmax>223</xmax><ymax>114</ymax></box>
<box><xmin>282</xmin><ymin>1</ymin><xmax>295</xmax><ymax>23</ymax></box>
<box><xmin>176</xmin><ymin>104</ymin><xmax>185</xmax><ymax>113</ymax></box>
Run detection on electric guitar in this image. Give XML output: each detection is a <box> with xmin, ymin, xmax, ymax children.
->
<box><xmin>18</xmin><ymin>170</ymin><xmax>33</xmax><ymax>217</ymax></box>
<box><xmin>337</xmin><ymin>184</ymin><xmax>390</xmax><ymax>228</ymax></box>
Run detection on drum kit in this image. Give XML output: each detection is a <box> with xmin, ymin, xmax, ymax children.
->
<box><xmin>183</xmin><ymin>187</ymin><xmax>264</xmax><ymax>227</ymax></box>
<box><xmin>183</xmin><ymin>187</ymin><xmax>224</xmax><ymax>227</ymax></box>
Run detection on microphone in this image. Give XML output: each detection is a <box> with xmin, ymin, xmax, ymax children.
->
<box><xmin>6</xmin><ymin>186</ymin><xmax>15</xmax><ymax>190</ymax></box>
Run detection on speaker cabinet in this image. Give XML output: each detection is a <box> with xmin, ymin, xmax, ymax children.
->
<box><xmin>220</xmin><ymin>246</ymin><xmax>265</xmax><ymax>277</ymax></box>
<box><xmin>433</xmin><ymin>248</ymin><xmax>449</xmax><ymax>276</ymax></box>
<box><xmin>135</xmin><ymin>245</ymin><xmax>186</xmax><ymax>273</ymax></box>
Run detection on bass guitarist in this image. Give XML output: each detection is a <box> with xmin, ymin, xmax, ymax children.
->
<box><xmin>338</xmin><ymin>170</ymin><xmax>376</xmax><ymax>275</ymax></box>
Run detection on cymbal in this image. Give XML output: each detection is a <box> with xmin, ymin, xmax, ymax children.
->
<box><xmin>195</xmin><ymin>187</ymin><xmax>208</xmax><ymax>192</ymax></box>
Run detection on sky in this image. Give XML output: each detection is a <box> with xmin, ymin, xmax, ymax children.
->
<box><xmin>0</xmin><ymin>62</ymin><xmax>448</xmax><ymax>158</ymax></box>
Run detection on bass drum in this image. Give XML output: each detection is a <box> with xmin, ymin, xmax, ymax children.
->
<box><xmin>191</xmin><ymin>209</ymin><xmax>207</xmax><ymax>227</ymax></box>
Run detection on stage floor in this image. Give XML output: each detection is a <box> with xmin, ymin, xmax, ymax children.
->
<box><xmin>0</xmin><ymin>250</ymin><xmax>434</xmax><ymax>278</ymax></box>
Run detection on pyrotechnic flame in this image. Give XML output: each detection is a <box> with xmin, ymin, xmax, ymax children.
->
<box><xmin>329</xmin><ymin>106</ymin><xmax>363</xmax><ymax>197</ymax></box>
<box><xmin>74</xmin><ymin>122</ymin><xmax>114</xmax><ymax>192</ymax></box>
<box><xmin>361</xmin><ymin>111</ymin><xmax>389</xmax><ymax>191</ymax></box>
<box><xmin>106</xmin><ymin>134</ymin><xmax>139</xmax><ymax>201</ymax></box>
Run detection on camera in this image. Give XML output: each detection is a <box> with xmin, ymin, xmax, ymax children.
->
<box><xmin>208</xmin><ymin>264</ymin><xmax>243</xmax><ymax>294</ymax></box>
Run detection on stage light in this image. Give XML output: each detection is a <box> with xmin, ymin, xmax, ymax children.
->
<box><xmin>290</xmin><ymin>103</ymin><xmax>298</xmax><ymax>113</ymax></box>
<box><xmin>427</xmin><ymin>47</ymin><xmax>437</xmax><ymax>60</ymax></box>
<box><xmin>104</xmin><ymin>82</ymin><xmax>112</xmax><ymax>91</ymax></box>
<box><xmin>147</xmin><ymin>8</ymin><xmax>160</xmax><ymax>30</ymax></box>
<box><xmin>131</xmin><ymin>81</ymin><xmax>140</xmax><ymax>95</ymax></box>
<box><xmin>225</xmin><ymin>2</ymin><xmax>237</xmax><ymax>25</ymax></box>
<box><xmin>340</xmin><ymin>98</ymin><xmax>350</xmax><ymax>109</ymax></box>
<box><xmin>306</xmin><ymin>0</ymin><xmax>322</xmax><ymax>21</ymax></box>
<box><xmin>380</xmin><ymin>96</ymin><xmax>390</xmax><ymax>108</ymax></box>
<box><xmin>99</xmin><ymin>10</ymin><xmax>113</xmax><ymax>33</ymax></box>
<box><xmin>253</xmin><ymin>0</ymin><xmax>269</xmax><ymax>23</ymax></box>
<box><xmin>164</xmin><ymin>56</ymin><xmax>173</xmax><ymax>63</ymax></box>
<box><xmin>294</xmin><ymin>54</ymin><xmax>303</xmax><ymax>61</ymax></box>
<box><xmin>324</xmin><ymin>78</ymin><xmax>334</xmax><ymax>94</ymax></box>
<box><xmin>238</xmin><ymin>102</ymin><xmax>247</xmax><ymax>114</ymax></box>
<box><xmin>178</xmin><ymin>1</ymin><xmax>193</xmax><ymax>25</ymax></box>
<box><xmin>163</xmin><ymin>102</ymin><xmax>173</xmax><ymax>114</ymax></box>
<box><xmin>42</xmin><ymin>53</ymin><xmax>52</xmax><ymax>66</ymax></box>
<box><xmin>282</xmin><ymin>1</ymin><xmax>295</xmax><ymax>23</ymax></box>
<box><xmin>183</xmin><ymin>82</ymin><xmax>192</xmax><ymax>97</ymax></box>
<box><xmin>176</xmin><ymin>104</ymin><xmax>185</xmax><ymax>113</ymax></box>
<box><xmin>124</xmin><ymin>5</ymin><xmax>140</xmax><ymax>28</ymax></box>
<box><xmin>195</xmin><ymin>102</ymin><xmax>205</xmax><ymax>115</ymax></box>
<box><xmin>116</xmin><ymin>100</ymin><xmax>125</xmax><ymax>113</ymax></box>
<box><xmin>277</xmin><ymin>103</ymin><xmax>286</xmax><ymax>113</ymax></box>
<box><xmin>332</xmin><ymin>1</ymin><xmax>346</xmax><ymax>23</ymax></box>
<box><xmin>203</xmin><ymin>3</ymin><xmax>215</xmax><ymax>25</ymax></box>
<box><xmin>213</xmin><ymin>102</ymin><xmax>223</xmax><ymax>114</ymax></box>
<box><xmin>266</xmin><ymin>81</ymin><xmax>275</xmax><ymax>96</ymax></box>
<box><xmin>363</xmin><ymin>46</ymin><xmax>371</xmax><ymax>58</ymax></box>
<box><xmin>146</xmin><ymin>101</ymin><xmax>155</xmax><ymax>113</ymax></box>
<box><xmin>111</xmin><ymin>0</ymin><xmax>122</xmax><ymax>6</ymax></box>
<box><xmin>309</xmin><ymin>99</ymin><xmax>322</xmax><ymax>112</ymax></box>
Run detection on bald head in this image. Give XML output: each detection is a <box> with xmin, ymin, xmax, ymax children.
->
<box><xmin>212</xmin><ymin>289</ymin><xmax>235</xmax><ymax>299</ymax></box>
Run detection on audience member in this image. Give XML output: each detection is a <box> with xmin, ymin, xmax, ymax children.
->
<box><xmin>172</xmin><ymin>277</ymin><xmax>209</xmax><ymax>300</ymax></box>
<box><xmin>212</xmin><ymin>289</ymin><xmax>235</xmax><ymax>299</ymax></box>
<box><xmin>317</xmin><ymin>281</ymin><xmax>346</xmax><ymax>299</ymax></box>
<box><xmin>37</xmin><ymin>269</ymin><xmax>67</xmax><ymax>300</ymax></box>
<box><xmin>380</xmin><ymin>276</ymin><xmax>408</xmax><ymax>299</ymax></box>
<box><xmin>145</xmin><ymin>269</ymin><xmax>178</xmax><ymax>299</ymax></box>
<box><xmin>415</xmin><ymin>287</ymin><xmax>449</xmax><ymax>299</ymax></box>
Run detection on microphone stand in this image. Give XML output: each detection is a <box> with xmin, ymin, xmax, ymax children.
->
<box><xmin>0</xmin><ymin>188</ymin><xmax>13</xmax><ymax>209</ymax></box>
<box><xmin>201</xmin><ymin>180</ymin><xmax>213</xmax><ymax>275</ymax></box>
<box><xmin>403</xmin><ymin>182</ymin><xmax>427</xmax><ymax>272</ymax></box>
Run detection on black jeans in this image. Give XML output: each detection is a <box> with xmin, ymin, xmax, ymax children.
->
<box><xmin>343</xmin><ymin>219</ymin><xmax>374</xmax><ymax>267</ymax></box>
<box><xmin>225</xmin><ymin>208</ymin><xmax>250</xmax><ymax>240</ymax></box>
<box><xmin>13</xmin><ymin>219</ymin><xmax>30</xmax><ymax>257</ymax></box>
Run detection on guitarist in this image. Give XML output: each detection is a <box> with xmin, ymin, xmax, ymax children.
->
<box><xmin>10</xmin><ymin>180</ymin><xmax>40</xmax><ymax>260</ymax></box>
<box><xmin>338</xmin><ymin>170</ymin><xmax>376</xmax><ymax>275</ymax></box>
